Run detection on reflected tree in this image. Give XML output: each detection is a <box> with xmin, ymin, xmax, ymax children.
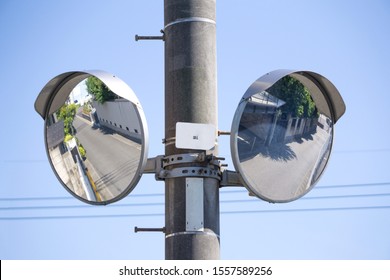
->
<box><xmin>268</xmin><ymin>76</ymin><xmax>318</xmax><ymax>118</ymax></box>
<box><xmin>56</xmin><ymin>103</ymin><xmax>77</xmax><ymax>136</ymax></box>
<box><xmin>86</xmin><ymin>76</ymin><xmax>119</xmax><ymax>104</ymax></box>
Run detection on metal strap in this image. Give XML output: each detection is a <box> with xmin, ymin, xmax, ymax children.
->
<box><xmin>165</xmin><ymin>17</ymin><xmax>216</xmax><ymax>29</ymax></box>
<box><xmin>163</xmin><ymin>153</ymin><xmax>205</xmax><ymax>167</ymax></box>
<box><xmin>160</xmin><ymin>166</ymin><xmax>221</xmax><ymax>180</ymax></box>
<box><xmin>165</xmin><ymin>231</ymin><xmax>220</xmax><ymax>239</ymax></box>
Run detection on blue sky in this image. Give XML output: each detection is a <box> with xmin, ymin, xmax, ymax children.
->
<box><xmin>1</xmin><ymin>0</ymin><xmax>389</xmax><ymax>260</ymax></box>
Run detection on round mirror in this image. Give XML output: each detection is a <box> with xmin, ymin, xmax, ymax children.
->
<box><xmin>231</xmin><ymin>70</ymin><xmax>344</xmax><ymax>203</ymax></box>
<box><xmin>36</xmin><ymin>71</ymin><xmax>148</xmax><ymax>205</ymax></box>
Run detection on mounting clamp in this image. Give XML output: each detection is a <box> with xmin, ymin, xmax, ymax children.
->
<box><xmin>143</xmin><ymin>153</ymin><xmax>223</xmax><ymax>181</ymax></box>
<box><xmin>220</xmin><ymin>170</ymin><xmax>243</xmax><ymax>187</ymax></box>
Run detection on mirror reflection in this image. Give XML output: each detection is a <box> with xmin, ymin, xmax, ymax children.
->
<box><xmin>237</xmin><ymin>75</ymin><xmax>333</xmax><ymax>202</ymax></box>
<box><xmin>45</xmin><ymin>77</ymin><xmax>143</xmax><ymax>203</ymax></box>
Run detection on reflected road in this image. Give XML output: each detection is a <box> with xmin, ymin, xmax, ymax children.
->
<box><xmin>73</xmin><ymin>116</ymin><xmax>141</xmax><ymax>200</ymax></box>
<box><xmin>240</xmin><ymin>126</ymin><xmax>331</xmax><ymax>202</ymax></box>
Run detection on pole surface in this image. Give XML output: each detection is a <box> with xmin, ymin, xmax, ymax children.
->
<box><xmin>164</xmin><ymin>0</ymin><xmax>220</xmax><ymax>259</ymax></box>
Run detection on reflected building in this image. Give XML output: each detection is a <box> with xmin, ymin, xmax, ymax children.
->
<box><xmin>236</xmin><ymin>87</ymin><xmax>334</xmax><ymax>202</ymax></box>
<box><xmin>92</xmin><ymin>99</ymin><xmax>142</xmax><ymax>143</ymax></box>
<box><xmin>238</xmin><ymin>90</ymin><xmax>325</xmax><ymax>159</ymax></box>
<box><xmin>238</xmin><ymin>91</ymin><xmax>285</xmax><ymax>153</ymax></box>
<box><xmin>46</xmin><ymin>114</ymin><xmax>91</xmax><ymax>200</ymax></box>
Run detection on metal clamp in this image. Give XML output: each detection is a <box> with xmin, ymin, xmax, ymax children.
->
<box><xmin>220</xmin><ymin>170</ymin><xmax>244</xmax><ymax>187</ymax></box>
<box><xmin>144</xmin><ymin>155</ymin><xmax>164</xmax><ymax>174</ymax></box>
<box><xmin>162</xmin><ymin>136</ymin><xmax>175</xmax><ymax>147</ymax></box>
<box><xmin>163</xmin><ymin>153</ymin><xmax>222</xmax><ymax>168</ymax></box>
<box><xmin>163</xmin><ymin>153</ymin><xmax>205</xmax><ymax>167</ymax></box>
<box><xmin>164</xmin><ymin>17</ymin><xmax>216</xmax><ymax>29</ymax></box>
<box><xmin>159</xmin><ymin>166</ymin><xmax>221</xmax><ymax>180</ymax></box>
<box><xmin>144</xmin><ymin>153</ymin><xmax>223</xmax><ymax>180</ymax></box>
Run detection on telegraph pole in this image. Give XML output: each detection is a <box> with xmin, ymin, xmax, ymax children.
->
<box><xmin>164</xmin><ymin>0</ymin><xmax>220</xmax><ymax>259</ymax></box>
<box><xmin>35</xmin><ymin>0</ymin><xmax>346</xmax><ymax>263</ymax></box>
<box><xmin>34</xmin><ymin>0</ymin><xmax>345</xmax><ymax>260</ymax></box>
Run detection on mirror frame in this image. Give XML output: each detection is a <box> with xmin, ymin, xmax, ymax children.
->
<box><xmin>35</xmin><ymin>70</ymin><xmax>149</xmax><ymax>205</ymax></box>
<box><xmin>230</xmin><ymin>69</ymin><xmax>346</xmax><ymax>203</ymax></box>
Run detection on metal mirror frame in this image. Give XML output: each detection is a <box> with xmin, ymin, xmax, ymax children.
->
<box><xmin>230</xmin><ymin>69</ymin><xmax>346</xmax><ymax>203</ymax></box>
<box><xmin>35</xmin><ymin>70</ymin><xmax>149</xmax><ymax>205</ymax></box>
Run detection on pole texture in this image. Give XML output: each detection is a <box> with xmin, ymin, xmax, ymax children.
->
<box><xmin>164</xmin><ymin>0</ymin><xmax>220</xmax><ymax>260</ymax></box>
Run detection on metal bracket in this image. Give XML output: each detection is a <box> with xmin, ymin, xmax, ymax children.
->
<box><xmin>159</xmin><ymin>166</ymin><xmax>221</xmax><ymax>180</ymax></box>
<box><xmin>162</xmin><ymin>153</ymin><xmax>222</xmax><ymax>180</ymax></box>
<box><xmin>144</xmin><ymin>153</ymin><xmax>223</xmax><ymax>181</ymax></box>
<box><xmin>144</xmin><ymin>155</ymin><xmax>164</xmax><ymax>174</ymax></box>
<box><xmin>143</xmin><ymin>155</ymin><xmax>165</xmax><ymax>181</ymax></box>
<box><xmin>220</xmin><ymin>170</ymin><xmax>244</xmax><ymax>187</ymax></box>
<box><xmin>134</xmin><ymin>227</ymin><xmax>165</xmax><ymax>233</ymax></box>
<box><xmin>135</xmin><ymin>30</ymin><xmax>165</xmax><ymax>41</ymax></box>
<box><xmin>218</xmin><ymin>130</ymin><xmax>231</xmax><ymax>136</ymax></box>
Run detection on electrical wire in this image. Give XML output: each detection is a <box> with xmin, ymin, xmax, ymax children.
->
<box><xmin>333</xmin><ymin>148</ymin><xmax>390</xmax><ymax>154</ymax></box>
<box><xmin>1</xmin><ymin>193</ymin><xmax>390</xmax><ymax>211</ymax></box>
<box><xmin>1</xmin><ymin>182</ymin><xmax>389</xmax><ymax>201</ymax></box>
<box><xmin>1</xmin><ymin>205</ymin><xmax>389</xmax><ymax>220</ymax></box>
<box><xmin>0</xmin><ymin>212</ymin><xmax>164</xmax><ymax>220</ymax></box>
<box><xmin>0</xmin><ymin>202</ymin><xmax>164</xmax><ymax>211</ymax></box>
<box><xmin>221</xmin><ymin>206</ymin><xmax>390</xmax><ymax>215</ymax></box>
<box><xmin>1</xmin><ymin>182</ymin><xmax>389</xmax><ymax>220</ymax></box>
<box><xmin>222</xmin><ymin>193</ymin><xmax>390</xmax><ymax>204</ymax></box>
<box><xmin>0</xmin><ymin>192</ymin><xmax>164</xmax><ymax>201</ymax></box>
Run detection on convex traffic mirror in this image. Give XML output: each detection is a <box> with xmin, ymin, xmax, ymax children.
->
<box><xmin>35</xmin><ymin>71</ymin><xmax>149</xmax><ymax>205</ymax></box>
<box><xmin>231</xmin><ymin>70</ymin><xmax>346</xmax><ymax>203</ymax></box>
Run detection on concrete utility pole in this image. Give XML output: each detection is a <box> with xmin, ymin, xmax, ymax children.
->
<box><xmin>35</xmin><ymin>0</ymin><xmax>347</xmax><ymax>263</ymax></box>
<box><xmin>164</xmin><ymin>0</ymin><xmax>220</xmax><ymax>259</ymax></box>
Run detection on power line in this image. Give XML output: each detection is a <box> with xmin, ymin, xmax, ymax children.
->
<box><xmin>1</xmin><ymin>205</ymin><xmax>389</xmax><ymax>221</ymax></box>
<box><xmin>0</xmin><ymin>192</ymin><xmax>164</xmax><ymax>202</ymax></box>
<box><xmin>1</xmin><ymin>182</ymin><xmax>390</xmax><ymax>202</ymax></box>
<box><xmin>0</xmin><ymin>212</ymin><xmax>164</xmax><ymax>221</ymax></box>
<box><xmin>315</xmin><ymin>182</ymin><xmax>390</xmax><ymax>189</ymax></box>
<box><xmin>1</xmin><ymin>193</ymin><xmax>390</xmax><ymax>211</ymax></box>
<box><xmin>222</xmin><ymin>193</ymin><xmax>390</xmax><ymax>204</ymax></box>
<box><xmin>2</xmin><ymin>148</ymin><xmax>389</xmax><ymax>164</ymax></box>
<box><xmin>222</xmin><ymin>206</ymin><xmax>390</xmax><ymax>215</ymax></box>
<box><xmin>305</xmin><ymin>193</ymin><xmax>390</xmax><ymax>200</ymax></box>
<box><xmin>0</xmin><ymin>196</ymin><xmax>75</xmax><ymax>202</ymax></box>
<box><xmin>0</xmin><ymin>201</ymin><xmax>164</xmax><ymax>211</ymax></box>
<box><xmin>333</xmin><ymin>148</ymin><xmax>390</xmax><ymax>154</ymax></box>
<box><xmin>219</xmin><ymin>182</ymin><xmax>390</xmax><ymax>195</ymax></box>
